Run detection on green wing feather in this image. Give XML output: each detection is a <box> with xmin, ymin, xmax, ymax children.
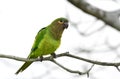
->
<box><xmin>15</xmin><ymin>27</ymin><xmax>47</xmax><ymax>74</ymax></box>
<box><xmin>30</xmin><ymin>27</ymin><xmax>46</xmax><ymax>54</ymax></box>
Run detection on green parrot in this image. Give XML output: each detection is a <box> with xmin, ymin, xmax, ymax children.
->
<box><xmin>15</xmin><ymin>17</ymin><xmax>68</xmax><ymax>74</ymax></box>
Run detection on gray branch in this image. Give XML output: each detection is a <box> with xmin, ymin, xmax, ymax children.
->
<box><xmin>50</xmin><ymin>59</ymin><xmax>94</xmax><ymax>76</ymax></box>
<box><xmin>68</xmin><ymin>0</ymin><xmax>120</xmax><ymax>31</ymax></box>
<box><xmin>0</xmin><ymin>52</ymin><xmax>120</xmax><ymax>75</ymax></box>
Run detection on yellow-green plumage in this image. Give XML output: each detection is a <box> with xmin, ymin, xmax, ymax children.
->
<box><xmin>15</xmin><ymin>17</ymin><xmax>68</xmax><ymax>74</ymax></box>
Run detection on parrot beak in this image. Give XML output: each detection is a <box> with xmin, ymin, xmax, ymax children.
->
<box><xmin>63</xmin><ymin>22</ymin><xmax>68</xmax><ymax>29</ymax></box>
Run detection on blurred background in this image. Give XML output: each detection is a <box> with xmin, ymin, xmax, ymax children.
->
<box><xmin>0</xmin><ymin>0</ymin><xmax>120</xmax><ymax>79</ymax></box>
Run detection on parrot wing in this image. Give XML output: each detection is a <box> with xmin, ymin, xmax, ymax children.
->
<box><xmin>29</xmin><ymin>27</ymin><xmax>46</xmax><ymax>57</ymax></box>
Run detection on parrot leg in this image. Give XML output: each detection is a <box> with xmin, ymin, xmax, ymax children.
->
<box><xmin>51</xmin><ymin>53</ymin><xmax>56</xmax><ymax>58</ymax></box>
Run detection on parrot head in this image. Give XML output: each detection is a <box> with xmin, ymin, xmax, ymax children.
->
<box><xmin>49</xmin><ymin>17</ymin><xmax>69</xmax><ymax>40</ymax></box>
<box><xmin>51</xmin><ymin>17</ymin><xmax>68</xmax><ymax>29</ymax></box>
<box><xmin>57</xmin><ymin>17</ymin><xmax>68</xmax><ymax>29</ymax></box>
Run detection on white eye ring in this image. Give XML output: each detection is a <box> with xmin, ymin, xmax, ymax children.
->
<box><xmin>58</xmin><ymin>20</ymin><xmax>64</xmax><ymax>24</ymax></box>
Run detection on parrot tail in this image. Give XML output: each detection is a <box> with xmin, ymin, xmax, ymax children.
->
<box><xmin>15</xmin><ymin>62</ymin><xmax>32</xmax><ymax>74</ymax></box>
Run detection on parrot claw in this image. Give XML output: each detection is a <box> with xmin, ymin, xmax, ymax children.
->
<box><xmin>51</xmin><ymin>53</ymin><xmax>56</xmax><ymax>58</ymax></box>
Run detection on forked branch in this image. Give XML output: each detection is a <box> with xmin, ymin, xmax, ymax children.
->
<box><xmin>0</xmin><ymin>52</ymin><xmax>120</xmax><ymax>76</ymax></box>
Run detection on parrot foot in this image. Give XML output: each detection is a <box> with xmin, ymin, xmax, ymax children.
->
<box><xmin>51</xmin><ymin>53</ymin><xmax>56</xmax><ymax>58</ymax></box>
<box><xmin>39</xmin><ymin>56</ymin><xmax>43</xmax><ymax>62</ymax></box>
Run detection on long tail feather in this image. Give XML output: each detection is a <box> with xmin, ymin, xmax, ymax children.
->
<box><xmin>15</xmin><ymin>62</ymin><xmax>32</xmax><ymax>74</ymax></box>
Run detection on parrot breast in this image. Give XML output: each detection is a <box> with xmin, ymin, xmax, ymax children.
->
<box><xmin>33</xmin><ymin>31</ymin><xmax>60</xmax><ymax>57</ymax></box>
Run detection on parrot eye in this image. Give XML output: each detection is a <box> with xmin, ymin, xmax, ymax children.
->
<box><xmin>58</xmin><ymin>20</ymin><xmax>64</xmax><ymax>24</ymax></box>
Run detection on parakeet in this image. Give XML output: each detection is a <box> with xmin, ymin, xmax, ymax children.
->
<box><xmin>15</xmin><ymin>17</ymin><xmax>68</xmax><ymax>74</ymax></box>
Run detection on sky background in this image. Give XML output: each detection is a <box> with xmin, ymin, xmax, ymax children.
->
<box><xmin>0</xmin><ymin>0</ymin><xmax>120</xmax><ymax>79</ymax></box>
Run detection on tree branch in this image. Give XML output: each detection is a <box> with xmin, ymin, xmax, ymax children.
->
<box><xmin>50</xmin><ymin>58</ymin><xmax>94</xmax><ymax>76</ymax></box>
<box><xmin>1</xmin><ymin>52</ymin><xmax>120</xmax><ymax>66</ymax></box>
<box><xmin>0</xmin><ymin>52</ymin><xmax>120</xmax><ymax>75</ymax></box>
<box><xmin>67</xmin><ymin>0</ymin><xmax>120</xmax><ymax>31</ymax></box>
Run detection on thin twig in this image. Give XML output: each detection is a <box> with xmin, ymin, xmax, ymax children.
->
<box><xmin>50</xmin><ymin>59</ymin><xmax>84</xmax><ymax>75</ymax></box>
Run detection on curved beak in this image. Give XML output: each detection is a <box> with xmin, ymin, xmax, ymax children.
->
<box><xmin>63</xmin><ymin>22</ymin><xmax>68</xmax><ymax>29</ymax></box>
